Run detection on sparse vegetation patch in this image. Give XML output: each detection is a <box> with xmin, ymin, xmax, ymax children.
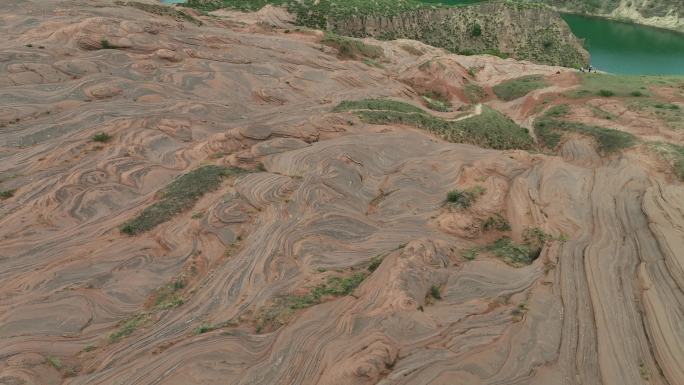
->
<box><xmin>464</xmin><ymin>83</ymin><xmax>486</xmax><ymax>103</ymax></box>
<box><xmin>256</xmin><ymin>272</ymin><xmax>367</xmax><ymax>333</ymax></box>
<box><xmin>108</xmin><ymin>314</ymin><xmax>148</xmax><ymax>343</ymax></box>
<box><xmin>482</xmin><ymin>213</ymin><xmax>511</xmax><ymax>231</ymax></box>
<box><xmin>116</xmin><ymin>1</ymin><xmax>200</xmax><ymax>24</ymax></box>
<box><xmin>534</xmin><ymin>104</ymin><xmax>637</xmax><ymax>153</ymax></box>
<box><xmin>493</xmin><ymin>75</ymin><xmax>546</xmax><ymax>101</ymax></box>
<box><xmin>462</xmin><ymin>227</ymin><xmax>563</xmax><ymax>266</ymax></box>
<box><xmin>321</xmin><ymin>33</ymin><xmax>383</xmax><ymax>60</ymax></box>
<box><xmin>0</xmin><ymin>189</ymin><xmax>15</xmax><ymax>200</ymax></box>
<box><xmin>567</xmin><ymin>73</ymin><xmax>663</xmax><ymax>98</ymax></box>
<box><xmin>46</xmin><ymin>356</ymin><xmax>63</xmax><ymax>370</ymax></box>
<box><xmin>446</xmin><ymin>185</ymin><xmax>485</xmax><ymax>209</ymax></box>
<box><xmin>92</xmin><ymin>133</ymin><xmax>112</xmax><ymax>142</ymax></box>
<box><xmin>421</xmin><ymin>91</ymin><xmax>452</xmax><ymax>112</ymax></box>
<box><xmin>336</xmin><ymin>99</ymin><xmax>533</xmax><ymax>150</ymax></box>
<box><xmin>429</xmin><ymin>285</ymin><xmax>441</xmax><ymax>300</ymax></box>
<box><xmin>121</xmin><ymin>166</ymin><xmax>247</xmax><ymax>235</ymax></box>
<box><xmin>628</xmin><ymin>99</ymin><xmax>684</xmax><ymax>130</ymax></box>
<box><xmin>153</xmin><ymin>279</ymin><xmax>186</xmax><ymax>310</ymax></box>
<box><xmin>648</xmin><ymin>142</ymin><xmax>684</xmax><ymax>181</ymax></box>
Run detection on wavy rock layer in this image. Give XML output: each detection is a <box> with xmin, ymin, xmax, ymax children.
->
<box><xmin>0</xmin><ymin>1</ymin><xmax>682</xmax><ymax>385</ymax></box>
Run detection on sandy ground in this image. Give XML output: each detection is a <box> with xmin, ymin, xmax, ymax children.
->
<box><xmin>0</xmin><ymin>1</ymin><xmax>683</xmax><ymax>385</ymax></box>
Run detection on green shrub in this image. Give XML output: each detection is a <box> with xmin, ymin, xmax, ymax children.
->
<box><xmin>599</xmin><ymin>89</ymin><xmax>615</xmax><ymax>97</ymax></box>
<box><xmin>194</xmin><ymin>324</ymin><xmax>214</xmax><ymax>334</ymax></box>
<box><xmin>493</xmin><ymin>75</ymin><xmax>546</xmax><ymax>101</ymax></box>
<box><xmin>0</xmin><ymin>189</ymin><xmax>15</xmax><ymax>200</ymax></box>
<box><xmin>462</xmin><ymin>248</ymin><xmax>479</xmax><ymax>261</ymax></box>
<box><xmin>446</xmin><ymin>186</ymin><xmax>485</xmax><ymax>209</ymax></box>
<box><xmin>367</xmin><ymin>257</ymin><xmax>383</xmax><ymax>272</ymax></box>
<box><xmin>470</xmin><ymin>23</ymin><xmax>482</xmax><ymax>37</ymax></box>
<box><xmin>485</xmin><ymin>237</ymin><xmax>541</xmax><ymax>266</ymax></box>
<box><xmin>100</xmin><ymin>39</ymin><xmax>121</xmax><ymax>49</ymax></box>
<box><xmin>429</xmin><ymin>285</ymin><xmax>442</xmax><ymax>300</ymax></box>
<box><xmin>482</xmin><ymin>213</ymin><xmax>511</xmax><ymax>231</ymax></box>
<box><xmin>92</xmin><ymin>133</ymin><xmax>111</xmax><ymax>142</ymax></box>
<box><xmin>461</xmin><ymin>227</ymin><xmax>564</xmax><ymax>266</ymax></box>
<box><xmin>122</xmin><ymin>166</ymin><xmax>247</xmax><ymax>235</ymax></box>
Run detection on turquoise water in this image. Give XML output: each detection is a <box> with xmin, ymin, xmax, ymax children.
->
<box><xmin>561</xmin><ymin>14</ymin><xmax>684</xmax><ymax>75</ymax></box>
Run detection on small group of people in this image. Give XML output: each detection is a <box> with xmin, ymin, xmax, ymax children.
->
<box><xmin>579</xmin><ymin>64</ymin><xmax>597</xmax><ymax>73</ymax></box>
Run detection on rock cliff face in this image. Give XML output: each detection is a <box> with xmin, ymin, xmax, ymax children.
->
<box><xmin>330</xmin><ymin>2</ymin><xmax>589</xmax><ymax>68</ymax></box>
<box><xmin>538</xmin><ymin>0</ymin><xmax>684</xmax><ymax>32</ymax></box>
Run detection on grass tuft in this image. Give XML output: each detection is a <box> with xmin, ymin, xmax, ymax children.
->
<box><xmin>108</xmin><ymin>314</ymin><xmax>147</xmax><ymax>343</ymax></box>
<box><xmin>446</xmin><ymin>185</ymin><xmax>485</xmax><ymax>209</ymax></box>
<box><xmin>0</xmin><ymin>189</ymin><xmax>16</xmax><ymax>200</ymax></box>
<box><xmin>648</xmin><ymin>142</ymin><xmax>684</xmax><ymax>181</ymax></box>
<box><xmin>482</xmin><ymin>213</ymin><xmax>511</xmax><ymax>231</ymax></box>
<box><xmin>194</xmin><ymin>324</ymin><xmax>214</xmax><ymax>334</ymax></box>
<box><xmin>566</xmin><ymin>73</ymin><xmax>668</xmax><ymax>98</ymax></box>
<box><xmin>421</xmin><ymin>91</ymin><xmax>452</xmax><ymax>112</ymax></box>
<box><xmin>335</xmin><ymin>99</ymin><xmax>533</xmax><ymax>150</ymax></box>
<box><xmin>462</xmin><ymin>227</ymin><xmax>561</xmax><ymax>267</ymax></box>
<box><xmin>534</xmin><ymin>104</ymin><xmax>637</xmax><ymax>153</ymax></box>
<box><xmin>92</xmin><ymin>133</ymin><xmax>112</xmax><ymax>143</ymax></box>
<box><xmin>47</xmin><ymin>356</ymin><xmax>63</xmax><ymax>370</ymax></box>
<box><xmin>256</xmin><ymin>272</ymin><xmax>367</xmax><ymax>333</ymax></box>
<box><xmin>464</xmin><ymin>83</ymin><xmax>486</xmax><ymax>103</ymax></box>
<box><xmin>493</xmin><ymin>75</ymin><xmax>546</xmax><ymax>101</ymax></box>
<box><xmin>334</xmin><ymin>99</ymin><xmax>424</xmax><ymax>114</ymax></box>
<box><xmin>484</xmin><ymin>237</ymin><xmax>541</xmax><ymax>266</ymax></box>
<box><xmin>121</xmin><ymin>166</ymin><xmax>247</xmax><ymax>235</ymax></box>
<box><xmin>153</xmin><ymin>279</ymin><xmax>186</xmax><ymax>310</ymax></box>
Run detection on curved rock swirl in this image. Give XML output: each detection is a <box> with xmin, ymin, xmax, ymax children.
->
<box><xmin>0</xmin><ymin>2</ymin><xmax>682</xmax><ymax>385</ymax></box>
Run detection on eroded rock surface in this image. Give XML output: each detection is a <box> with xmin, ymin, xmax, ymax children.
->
<box><xmin>0</xmin><ymin>1</ymin><xmax>682</xmax><ymax>385</ymax></box>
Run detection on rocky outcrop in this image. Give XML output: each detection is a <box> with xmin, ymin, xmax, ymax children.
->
<box><xmin>328</xmin><ymin>2</ymin><xmax>589</xmax><ymax>68</ymax></box>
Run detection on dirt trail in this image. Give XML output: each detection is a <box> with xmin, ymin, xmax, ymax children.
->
<box><xmin>0</xmin><ymin>2</ymin><xmax>682</xmax><ymax>385</ymax></box>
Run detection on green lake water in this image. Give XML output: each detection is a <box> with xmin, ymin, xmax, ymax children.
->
<box><xmin>561</xmin><ymin>14</ymin><xmax>684</xmax><ymax>75</ymax></box>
